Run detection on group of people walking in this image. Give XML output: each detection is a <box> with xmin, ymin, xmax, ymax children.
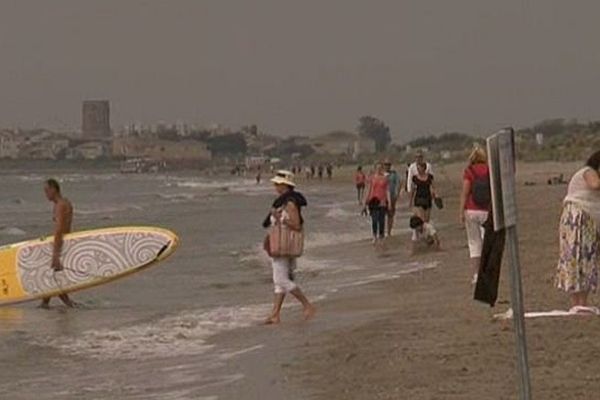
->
<box><xmin>357</xmin><ymin>151</ymin><xmax>439</xmax><ymax>249</ymax></box>
<box><xmin>260</xmin><ymin>147</ymin><xmax>600</xmax><ymax>324</ymax></box>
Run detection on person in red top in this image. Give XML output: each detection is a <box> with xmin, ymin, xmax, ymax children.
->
<box><xmin>459</xmin><ymin>148</ymin><xmax>490</xmax><ymax>284</ymax></box>
<box><xmin>363</xmin><ymin>162</ymin><xmax>391</xmax><ymax>246</ymax></box>
<box><xmin>354</xmin><ymin>166</ymin><xmax>367</xmax><ymax>205</ymax></box>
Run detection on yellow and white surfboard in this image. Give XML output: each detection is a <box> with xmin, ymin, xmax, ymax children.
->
<box><xmin>0</xmin><ymin>226</ymin><xmax>179</xmax><ymax>306</ymax></box>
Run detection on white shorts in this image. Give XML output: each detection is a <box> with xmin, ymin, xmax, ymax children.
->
<box><xmin>464</xmin><ymin>210</ymin><xmax>488</xmax><ymax>258</ymax></box>
<box><xmin>272</xmin><ymin>257</ymin><xmax>298</xmax><ymax>294</ymax></box>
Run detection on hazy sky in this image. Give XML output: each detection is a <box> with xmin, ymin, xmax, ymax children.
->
<box><xmin>1</xmin><ymin>0</ymin><xmax>600</xmax><ymax>139</ymax></box>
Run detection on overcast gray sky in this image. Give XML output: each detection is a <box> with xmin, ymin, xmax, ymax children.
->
<box><xmin>1</xmin><ymin>0</ymin><xmax>599</xmax><ymax>139</ymax></box>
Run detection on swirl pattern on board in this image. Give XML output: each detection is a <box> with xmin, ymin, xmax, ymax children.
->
<box><xmin>17</xmin><ymin>232</ymin><xmax>169</xmax><ymax>295</ymax></box>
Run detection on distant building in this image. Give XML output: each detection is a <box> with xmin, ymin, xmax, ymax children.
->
<box><xmin>19</xmin><ymin>133</ymin><xmax>70</xmax><ymax>160</ymax></box>
<box><xmin>353</xmin><ymin>138</ymin><xmax>376</xmax><ymax>159</ymax></box>
<box><xmin>66</xmin><ymin>141</ymin><xmax>108</xmax><ymax>160</ymax></box>
<box><xmin>0</xmin><ymin>130</ymin><xmax>22</xmax><ymax>159</ymax></box>
<box><xmin>535</xmin><ymin>133</ymin><xmax>544</xmax><ymax>146</ymax></box>
<box><xmin>245</xmin><ymin>155</ymin><xmax>269</xmax><ymax>168</ymax></box>
<box><xmin>308</xmin><ymin>131</ymin><xmax>375</xmax><ymax>157</ymax></box>
<box><xmin>82</xmin><ymin>100</ymin><xmax>111</xmax><ymax>138</ymax></box>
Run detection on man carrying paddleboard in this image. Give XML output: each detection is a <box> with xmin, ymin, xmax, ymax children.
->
<box><xmin>40</xmin><ymin>179</ymin><xmax>75</xmax><ymax>309</ymax></box>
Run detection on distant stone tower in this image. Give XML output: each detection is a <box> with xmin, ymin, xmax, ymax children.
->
<box><xmin>82</xmin><ymin>100</ymin><xmax>111</xmax><ymax>138</ymax></box>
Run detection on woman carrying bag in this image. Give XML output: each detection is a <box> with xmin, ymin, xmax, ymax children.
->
<box><xmin>262</xmin><ymin>171</ymin><xmax>316</xmax><ymax>325</ymax></box>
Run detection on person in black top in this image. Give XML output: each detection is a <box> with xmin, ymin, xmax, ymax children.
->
<box><xmin>411</xmin><ymin>163</ymin><xmax>436</xmax><ymax>222</ymax></box>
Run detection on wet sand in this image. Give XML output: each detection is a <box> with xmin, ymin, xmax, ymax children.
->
<box><xmin>280</xmin><ymin>161</ymin><xmax>600</xmax><ymax>399</ymax></box>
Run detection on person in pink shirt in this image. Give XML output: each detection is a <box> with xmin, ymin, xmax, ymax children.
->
<box><xmin>363</xmin><ymin>162</ymin><xmax>391</xmax><ymax>246</ymax></box>
<box><xmin>354</xmin><ymin>166</ymin><xmax>367</xmax><ymax>205</ymax></box>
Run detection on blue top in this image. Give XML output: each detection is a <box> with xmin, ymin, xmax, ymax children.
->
<box><xmin>387</xmin><ymin>170</ymin><xmax>401</xmax><ymax>198</ymax></box>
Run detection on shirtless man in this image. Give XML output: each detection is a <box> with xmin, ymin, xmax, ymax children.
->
<box><xmin>40</xmin><ymin>179</ymin><xmax>75</xmax><ymax>309</ymax></box>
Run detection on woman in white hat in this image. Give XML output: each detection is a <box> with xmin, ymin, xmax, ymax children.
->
<box><xmin>262</xmin><ymin>171</ymin><xmax>315</xmax><ymax>324</ymax></box>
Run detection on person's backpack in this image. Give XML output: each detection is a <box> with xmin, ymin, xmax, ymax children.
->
<box><xmin>471</xmin><ymin>167</ymin><xmax>491</xmax><ymax>208</ymax></box>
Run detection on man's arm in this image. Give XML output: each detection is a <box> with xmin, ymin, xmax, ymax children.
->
<box><xmin>394</xmin><ymin>174</ymin><xmax>402</xmax><ymax>199</ymax></box>
<box><xmin>406</xmin><ymin>165</ymin><xmax>415</xmax><ymax>193</ymax></box>
<box><xmin>52</xmin><ymin>203</ymin><xmax>67</xmax><ymax>270</ymax></box>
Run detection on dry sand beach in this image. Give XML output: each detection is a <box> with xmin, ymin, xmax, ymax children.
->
<box><xmin>270</xmin><ymin>161</ymin><xmax>600</xmax><ymax>400</ymax></box>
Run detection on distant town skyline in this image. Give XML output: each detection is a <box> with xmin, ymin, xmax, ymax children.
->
<box><xmin>1</xmin><ymin>1</ymin><xmax>600</xmax><ymax>139</ymax></box>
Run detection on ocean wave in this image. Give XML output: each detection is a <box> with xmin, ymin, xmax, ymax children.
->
<box><xmin>168</xmin><ymin>178</ymin><xmax>271</xmax><ymax>197</ymax></box>
<box><xmin>324</xmin><ymin>207</ymin><xmax>359</xmax><ymax>220</ymax></box>
<box><xmin>0</xmin><ymin>226</ymin><xmax>27</xmax><ymax>236</ymax></box>
<box><xmin>39</xmin><ymin>305</ymin><xmax>270</xmax><ymax>360</ymax></box>
<box><xmin>0</xmin><ymin>198</ymin><xmax>26</xmax><ymax>205</ymax></box>
<box><xmin>314</xmin><ymin>200</ymin><xmax>359</xmax><ymax>209</ymax></box>
<box><xmin>238</xmin><ymin>243</ymin><xmax>270</xmax><ymax>268</ymax></box>
<box><xmin>304</xmin><ymin>231</ymin><xmax>370</xmax><ymax>249</ymax></box>
<box><xmin>17</xmin><ymin>175</ymin><xmax>44</xmax><ymax>182</ymax></box>
<box><xmin>337</xmin><ymin>261</ymin><xmax>440</xmax><ymax>288</ymax></box>
<box><xmin>169</xmin><ymin>179</ymin><xmax>251</xmax><ymax>190</ymax></box>
<box><xmin>155</xmin><ymin>193</ymin><xmax>197</xmax><ymax>202</ymax></box>
<box><xmin>17</xmin><ymin>174</ymin><xmax>119</xmax><ymax>184</ymax></box>
<box><xmin>75</xmin><ymin>205</ymin><xmax>144</xmax><ymax>216</ymax></box>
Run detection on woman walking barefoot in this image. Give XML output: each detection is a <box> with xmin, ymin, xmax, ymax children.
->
<box><xmin>556</xmin><ymin>151</ymin><xmax>600</xmax><ymax>312</ymax></box>
<box><xmin>363</xmin><ymin>162</ymin><xmax>391</xmax><ymax>247</ymax></box>
<box><xmin>262</xmin><ymin>171</ymin><xmax>316</xmax><ymax>324</ymax></box>
<box><xmin>459</xmin><ymin>148</ymin><xmax>490</xmax><ymax>285</ymax></box>
<box><xmin>411</xmin><ymin>162</ymin><xmax>436</xmax><ymax>223</ymax></box>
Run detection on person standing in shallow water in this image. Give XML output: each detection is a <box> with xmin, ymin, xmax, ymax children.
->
<box><xmin>411</xmin><ymin>162</ymin><xmax>436</xmax><ymax>223</ymax></box>
<box><xmin>40</xmin><ymin>179</ymin><xmax>75</xmax><ymax>309</ymax></box>
<box><xmin>555</xmin><ymin>150</ymin><xmax>600</xmax><ymax>312</ymax></box>
<box><xmin>354</xmin><ymin>166</ymin><xmax>367</xmax><ymax>205</ymax></box>
<box><xmin>363</xmin><ymin>162</ymin><xmax>391</xmax><ymax>247</ymax></box>
<box><xmin>262</xmin><ymin>172</ymin><xmax>315</xmax><ymax>324</ymax></box>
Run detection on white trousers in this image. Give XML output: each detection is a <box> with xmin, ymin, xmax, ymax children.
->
<box><xmin>464</xmin><ymin>210</ymin><xmax>488</xmax><ymax>258</ymax></box>
<box><xmin>272</xmin><ymin>257</ymin><xmax>298</xmax><ymax>294</ymax></box>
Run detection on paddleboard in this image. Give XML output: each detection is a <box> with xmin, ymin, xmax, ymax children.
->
<box><xmin>0</xmin><ymin>226</ymin><xmax>179</xmax><ymax>306</ymax></box>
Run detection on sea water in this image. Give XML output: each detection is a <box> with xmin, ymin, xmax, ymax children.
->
<box><xmin>0</xmin><ymin>169</ymin><xmax>434</xmax><ymax>400</ymax></box>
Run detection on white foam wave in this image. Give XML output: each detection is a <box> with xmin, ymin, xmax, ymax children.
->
<box><xmin>315</xmin><ymin>200</ymin><xmax>359</xmax><ymax>209</ymax></box>
<box><xmin>40</xmin><ymin>305</ymin><xmax>270</xmax><ymax>360</ymax></box>
<box><xmin>17</xmin><ymin>175</ymin><xmax>44</xmax><ymax>182</ymax></box>
<box><xmin>337</xmin><ymin>261</ymin><xmax>440</xmax><ymax>288</ymax></box>
<box><xmin>228</xmin><ymin>184</ymin><xmax>272</xmax><ymax>196</ymax></box>
<box><xmin>170</xmin><ymin>179</ymin><xmax>253</xmax><ymax>190</ymax></box>
<box><xmin>304</xmin><ymin>231</ymin><xmax>370</xmax><ymax>249</ymax></box>
<box><xmin>169</xmin><ymin>178</ymin><xmax>271</xmax><ymax>197</ymax></box>
<box><xmin>325</xmin><ymin>207</ymin><xmax>359</xmax><ymax>219</ymax></box>
<box><xmin>75</xmin><ymin>205</ymin><xmax>144</xmax><ymax>216</ymax></box>
<box><xmin>156</xmin><ymin>193</ymin><xmax>196</xmax><ymax>202</ymax></box>
<box><xmin>238</xmin><ymin>243</ymin><xmax>270</xmax><ymax>267</ymax></box>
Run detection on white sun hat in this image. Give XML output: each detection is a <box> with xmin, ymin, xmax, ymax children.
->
<box><xmin>275</xmin><ymin>169</ymin><xmax>294</xmax><ymax>178</ymax></box>
<box><xmin>271</xmin><ymin>170</ymin><xmax>296</xmax><ymax>187</ymax></box>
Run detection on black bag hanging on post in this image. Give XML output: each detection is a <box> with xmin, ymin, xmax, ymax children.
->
<box><xmin>474</xmin><ymin>212</ymin><xmax>506</xmax><ymax>307</ymax></box>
